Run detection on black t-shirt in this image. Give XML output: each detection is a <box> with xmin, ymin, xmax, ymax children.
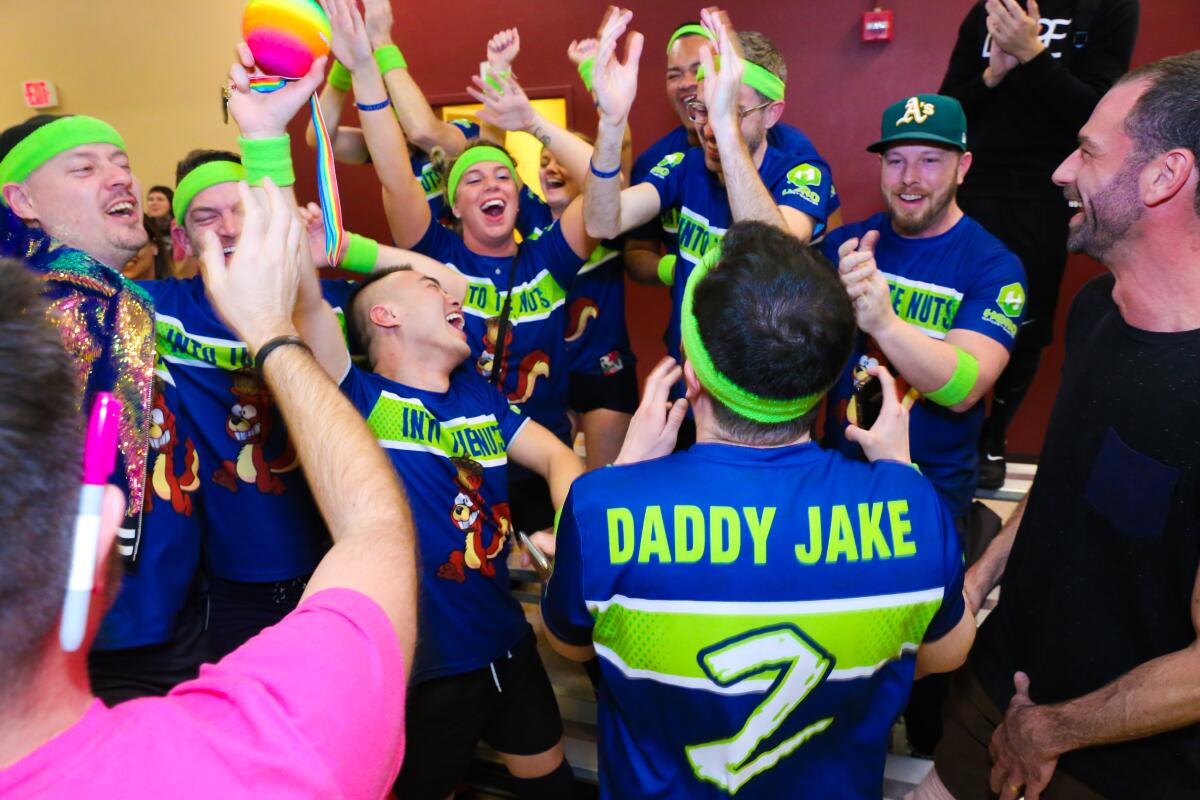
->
<box><xmin>973</xmin><ymin>274</ymin><xmax>1200</xmax><ymax>796</ymax></box>
<box><xmin>940</xmin><ymin>0</ymin><xmax>1139</xmax><ymax>197</ymax></box>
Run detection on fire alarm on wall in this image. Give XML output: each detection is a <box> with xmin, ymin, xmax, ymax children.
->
<box><xmin>863</xmin><ymin>7</ymin><xmax>893</xmax><ymax>43</ymax></box>
<box><xmin>23</xmin><ymin>80</ymin><xmax>59</xmax><ymax>109</ymax></box>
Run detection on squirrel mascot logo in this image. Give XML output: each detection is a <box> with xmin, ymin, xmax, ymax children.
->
<box><xmin>437</xmin><ymin>456</ymin><xmax>513</xmax><ymax>583</ymax></box>
<box><xmin>843</xmin><ymin>349</ymin><xmax>919</xmax><ymax>427</ymax></box>
<box><xmin>476</xmin><ymin>317</ymin><xmax>550</xmax><ymax>403</ymax></box>
<box><xmin>212</xmin><ymin>371</ymin><xmax>299</xmax><ymax>494</ymax></box>
<box><xmin>146</xmin><ymin>382</ymin><xmax>200</xmax><ymax>515</ymax></box>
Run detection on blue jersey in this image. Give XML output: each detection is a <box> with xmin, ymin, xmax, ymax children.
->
<box><xmin>820</xmin><ymin>213</ymin><xmax>1026</xmax><ymax>519</ymax></box>
<box><xmin>517</xmin><ymin>191</ymin><xmax>635</xmax><ymax>379</ymax></box>
<box><xmin>410</xmin><ymin>217</ymin><xmax>585</xmax><ymax>443</ymax></box>
<box><xmin>543</xmin><ymin>442</ymin><xmax>965</xmax><ymax>799</ymax></box>
<box><xmin>629</xmin><ymin>123</ymin><xmax>841</xmax><ymax>254</ymax></box>
<box><xmin>642</xmin><ymin>144</ymin><xmax>837</xmax><ymax>364</ymax></box>
<box><xmin>339</xmin><ymin>364</ymin><xmax>531</xmax><ymax>683</ymax></box>
<box><xmin>413</xmin><ymin>119</ymin><xmax>481</xmax><ymax>220</ymax></box>
<box><xmin>141</xmin><ymin>277</ymin><xmax>355</xmax><ymax>581</ymax></box>
<box><xmin>95</xmin><ymin>370</ymin><xmax>203</xmax><ymax>650</ymax></box>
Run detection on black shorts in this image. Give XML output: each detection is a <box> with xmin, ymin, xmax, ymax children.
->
<box><xmin>568</xmin><ymin>363</ymin><xmax>639</xmax><ymax>415</ymax></box>
<box><xmin>508</xmin><ymin>473</ymin><xmax>555</xmax><ymax>533</ymax></box>
<box><xmin>89</xmin><ymin>595</ymin><xmax>208</xmax><ymax>705</ymax></box>
<box><xmin>206</xmin><ymin>573</ymin><xmax>310</xmax><ymax>661</ymax></box>
<box><xmin>395</xmin><ymin>633</ymin><xmax>564</xmax><ymax>799</ymax></box>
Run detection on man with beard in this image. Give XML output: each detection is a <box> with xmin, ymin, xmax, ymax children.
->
<box><xmin>912</xmin><ymin>52</ymin><xmax>1200</xmax><ymax>800</ymax></box>
<box><xmin>820</xmin><ymin>94</ymin><xmax>1024</xmax><ymax>533</ymax></box>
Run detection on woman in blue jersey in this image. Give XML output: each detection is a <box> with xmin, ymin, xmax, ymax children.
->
<box><xmin>465</xmin><ymin>51</ymin><xmax>640</xmax><ymax>470</ymax></box>
<box><xmin>328</xmin><ymin>0</ymin><xmax>598</xmax><ymax>533</ymax></box>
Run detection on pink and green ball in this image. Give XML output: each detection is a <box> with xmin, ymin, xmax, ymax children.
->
<box><xmin>242</xmin><ymin>0</ymin><xmax>332</xmax><ymax>79</ymax></box>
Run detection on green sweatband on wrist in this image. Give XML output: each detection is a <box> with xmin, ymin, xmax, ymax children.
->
<box><xmin>923</xmin><ymin>346</ymin><xmax>980</xmax><ymax>407</ymax></box>
<box><xmin>374</xmin><ymin>45</ymin><xmax>407</xmax><ymax>74</ymax></box>
<box><xmin>577</xmin><ymin>57</ymin><xmax>595</xmax><ymax>93</ymax></box>
<box><xmin>0</xmin><ymin>115</ymin><xmax>125</xmax><ymax>186</ymax></box>
<box><xmin>484</xmin><ymin>69</ymin><xmax>511</xmax><ymax>93</ymax></box>
<box><xmin>341</xmin><ymin>233</ymin><xmax>379</xmax><ymax>274</ymax></box>
<box><xmin>657</xmin><ymin>254</ymin><xmax>677</xmax><ymax>287</ymax></box>
<box><xmin>696</xmin><ymin>58</ymin><xmax>786</xmax><ymax>101</ymax></box>
<box><xmin>666</xmin><ymin>23</ymin><xmax>715</xmax><ymax>54</ymax></box>
<box><xmin>328</xmin><ymin>59</ymin><xmax>353</xmax><ymax>92</ymax></box>
<box><xmin>173</xmin><ymin>160</ymin><xmax>246</xmax><ymax>224</ymax></box>
<box><xmin>238</xmin><ymin>135</ymin><xmax>295</xmax><ymax>188</ymax></box>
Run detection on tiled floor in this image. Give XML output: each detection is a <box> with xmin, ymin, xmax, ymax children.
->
<box><xmin>469</xmin><ymin>461</ymin><xmax>1033</xmax><ymax>798</ymax></box>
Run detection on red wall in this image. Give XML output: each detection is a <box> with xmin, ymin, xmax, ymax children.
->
<box><xmin>295</xmin><ymin>0</ymin><xmax>1199</xmax><ymax>456</ymax></box>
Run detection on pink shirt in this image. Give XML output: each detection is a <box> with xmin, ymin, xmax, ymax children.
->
<box><xmin>0</xmin><ymin>589</ymin><xmax>406</xmax><ymax>799</ymax></box>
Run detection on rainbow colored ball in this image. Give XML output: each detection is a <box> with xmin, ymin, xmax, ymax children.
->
<box><xmin>243</xmin><ymin>0</ymin><xmax>332</xmax><ymax>79</ymax></box>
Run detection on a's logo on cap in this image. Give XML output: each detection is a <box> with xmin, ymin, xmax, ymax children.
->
<box><xmin>896</xmin><ymin>97</ymin><xmax>935</xmax><ymax>126</ymax></box>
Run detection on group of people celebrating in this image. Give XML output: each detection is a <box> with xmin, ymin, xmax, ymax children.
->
<box><xmin>1</xmin><ymin>1</ymin><xmax>1198</xmax><ymax>799</ymax></box>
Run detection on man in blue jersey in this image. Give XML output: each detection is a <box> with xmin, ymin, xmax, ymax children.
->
<box><xmin>542</xmin><ymin>221</ymin><xmax>975</xmax><ymax>799</ymax></box>
<box><xmin>584</xmin><ymin>8</ymin><xmax>837</xmax><ymax>447</ymax></box>
<box><xmin>820</xmin><ymin>94</ymin><xmax>1025</xmax><ymax>533</ymax></box>
<box><xmin>623</xmin><ymin>20</ymin><xmax>840</xmax><ymax>285</ymax></box>
<box><xmin>290</xmin><ymin>236</ymin><xmax>584</xmax><ymax>795</ymax></box>
<box><xmin>820</xmin><ymin>95</ymin><xmax>1023</xmax><ymax>756</ymax></box>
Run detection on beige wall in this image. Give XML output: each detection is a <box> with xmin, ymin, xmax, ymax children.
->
<box><xmin>1</xmin><ymin>0</ymin><xmax>246</xmax><ymax>193</ymax></box>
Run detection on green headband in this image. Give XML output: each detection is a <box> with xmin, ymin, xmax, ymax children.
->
<box><xmin>680</xmin><ymin>245</ymin><xmax>824</xmax><ymax>423</ymax></box>
<box><xmin>696</xmin><ymin>57</ymin><xmax>786</xmax><ymax>102</ymax></box>
<box><xmin>666</xmin><ymin>24</ymin><xmax>715</xmax><ymax>54</ymax></box>
<box><xmin>446</xmin><ymin>146</ymin><xmax>516</xmax><ymax>208</ymax></box>
<box><xmin>173</xmin><ymin>161</ymin><xmax>246</xmax><ymax>224</ymax></box>
<box><xmin>0</xmin><ymin>116</ymin><xmax>126</xmax><ymax>186</ymax></box>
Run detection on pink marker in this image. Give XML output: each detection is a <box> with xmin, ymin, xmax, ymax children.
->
<box><xmin>60</xmin><ymin>392</ymin><xmax>121</xmax><ymax>652</ymax></box>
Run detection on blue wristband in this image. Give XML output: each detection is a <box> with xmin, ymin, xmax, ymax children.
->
<box><xmin>589</xmin><ymin>159</ymin><xmax>621</xmax><ymax>179</ymax></box>
<box><xmin>356</xmin><ymin>97</ymin><xmax>392</xmax><ymax>112</ymax></box>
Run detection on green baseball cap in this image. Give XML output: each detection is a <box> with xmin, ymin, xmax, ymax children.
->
<box><xmin>867</xmin><ymin>94</ymin><xmax>967</xmax><ymax>153</ymax></box>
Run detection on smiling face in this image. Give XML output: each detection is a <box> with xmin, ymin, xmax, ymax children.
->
<box><xmin>453</xmin><ymin>160</ymin><xmax>519</xmax><ymax>250</ymax></box>
<box><xmin>694</xmin><ymin>84</ymin><xmax>777</xmax><ymax>175</ymax></box>
<box><xmin>879</xmin><ymin>143</ymin><xmax>970</xmax><ymax>238</ymax></box>
<box><xmin>358</xmin><ymin>269</ymin><xmax>471</xmax><ymax>366</ymax></box>
<box><xmin>15</xmin><ymin>143</ymin><xmax>147</xmax><ymax>269</ymax></box>
<box><xmin>1053</xmin><ymin>80</ymin><xmax>1149</xmax><ymax>261</ymax></box>
<box><xmin>667</xmin><ymin>34</ymin><xmax>713</xmax><ymax>130</ymax></box>
<box><xmin>180</xmin><ymin>181</ymin><xmax>243</xmax><ymax>264</ymax></box>
<box><xmin>145</xmin><ymin>189</ymin><xmax>171</xmax><ymax>219</ymax></box>
<box><xmin>539</xmin><ymin>149</ymin><xmax>580</xmax><ymax>211</ymax></box>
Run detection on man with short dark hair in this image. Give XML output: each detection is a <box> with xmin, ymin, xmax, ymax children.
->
<box><xmin>0</xmin><ymin>180</ymin><xmax>417</xmax><ymax>797</ymax></box>
<box><xmin>291</xmin><ymin>236</ymin><xmax>584</xmax><ymax>796</ymax></box>
<box><xmin>542</xmin><ymin>221</ymin><xmax>975</xmax><ymax>799</ymax></box>
<box><xmin>914</xmin><ymin>51</ymin><xmax>1200</xmax><ymax>800</ymax></box>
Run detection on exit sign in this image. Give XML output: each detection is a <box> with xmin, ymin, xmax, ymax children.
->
<box><xmin>23</xmin><ymin>80</ymin><xmax>59</xmax><ymax>109</ymax></box>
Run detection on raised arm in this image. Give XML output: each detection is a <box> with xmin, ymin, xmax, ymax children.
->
<box><xmin>304</xmin><ymin>70</ymin><xmax>373</xmax><ymax>164</ymax></box>
<box><xmin>697</xmin><ymin>10</ymin><xmax>793</xmax><ymax>235</ymax></box>
<box><xmin>361</xmin><ymin>0</ymin><xmax>480</xmax><ymax>155</ymax></box>
<box><xmin>326</xmin><ymin>0</ymin><xmax>430</xmax><ymax>247</ymax></box>
<box><xmin>469</xmin><ymin>74</ymin><xmax>594</xmax><ymax>188</ymax></box>
<box><xmin>508</xmin><ymin>422</ymin><xmax>585</xmax><ymax>514</ymax></box>
<box><xmin>199</xmin><ymin>179</ymin><xmax>417</xmax><ymax>664</ymax></box>
<box><xmin>584</xmin><ymin>9</ymin><xmax>660</xmax><ymax>240</ymax></box>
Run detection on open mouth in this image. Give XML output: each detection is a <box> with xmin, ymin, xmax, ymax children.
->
<box><xmin>445</xmin><ymin>311</ymin><xmax>465</xmax><ymax>332</ymax></box>
<box><xmin>480</xmin><ymin>198</ymin><xmax>506</xmax><ymax>220</ymax></box>
<box><xmin>544</xmin><ymin>175</ymin><xmax>566</xmax><ymax>189</ymax></box>
<box><xmin>896</xmin><ymin>192</ymin><xmax>927</xmax><ymax>208</ymax></box>
<box><xmin>106</xmin><ymin>198</ymin><xmax>137</xmax><ymax>221</ymax></box>
<box><xmin>150</xmin><ymin>430</ymin><xmax>171</xmax><ymax>449</ymax></box>
<box><xmin>232</xmin><ymin>422</ymin><xmax>261</xmax><ymax>442</ymax></box>
<box><xmin>222</xmin><ymin>245</ymin><xmax>236</xmax><ymax>258</ymax></box>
